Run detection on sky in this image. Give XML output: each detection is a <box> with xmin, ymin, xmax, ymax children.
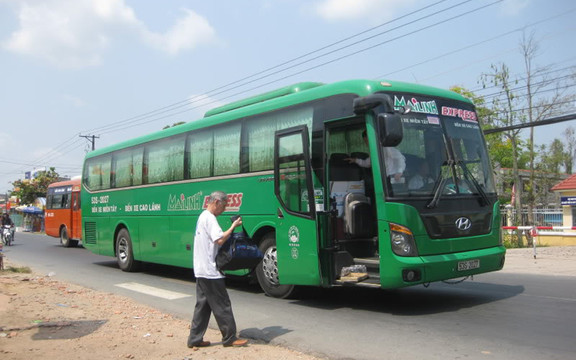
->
<box><xmin>0</xmin><ymin>0</ymin><xmax>575</xmax><ymax>194</ymax></box>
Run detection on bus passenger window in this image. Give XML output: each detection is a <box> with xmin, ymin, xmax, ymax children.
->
<box><xmin>146</xmin><ymin>136</ymin><xmax>185</xmax><ymax>184</ymax></box>
<box><xmin>214</xmin><ymin>124</ymin><xmax>241</xmax><ymax>176</ymax></box>
<box><xmin>188</xmin><ymin>130</ymin><xmax>213</xmax><ymax>178</ymax></box>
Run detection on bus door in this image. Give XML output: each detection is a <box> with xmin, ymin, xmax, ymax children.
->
<box><xmin>274</xmin><ymin>126</ymin><xmax>322</xmax><ymax>286</ymax></box>
<box><xmin>71</xmin><ymin>191</ymin><xmax>81</xmax><ymax>240</ymax></box>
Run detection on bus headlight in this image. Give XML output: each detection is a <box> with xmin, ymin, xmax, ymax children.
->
<box><xmin>390</xmin><ymin>223</ymin><xmax>418</xmax><ymax>257</ymax></box>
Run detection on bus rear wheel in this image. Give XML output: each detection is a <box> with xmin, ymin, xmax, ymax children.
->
<box><xmin>116</xmin><ymin>228</ymin><xmax>140</xmax><ymax>272</ymax></box>
<box><xmin>60</xmin><ymin>227</ymin><xmax>78</xmax><ymax>247</ymax></box>
<box><xmin>256</xmin><ymin>233</ymin><xmax>297</xmax><ymax>299</ymax></box>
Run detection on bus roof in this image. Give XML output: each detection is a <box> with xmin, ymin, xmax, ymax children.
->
<box><xmin>85</xmin><ymin>79</ymin><xmax>471</xmax><ymax>158</ymax></box>
<box><xmin>47</xmin><ymin>177</ymin><xmax>81</xmax><ymax>188</ymax></box>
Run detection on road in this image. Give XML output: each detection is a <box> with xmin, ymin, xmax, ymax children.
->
<box><xmin>4</xmin><ymin>232</ymin><xmax>576</xmax><ymax>360</ymax></box>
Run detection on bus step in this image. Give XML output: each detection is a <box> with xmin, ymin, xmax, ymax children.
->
<box><xmin>335</xmin><ymin>277</ymin><xmax>381</xmax><ymax>288</ymax></box>
<box><xmin>353</xmin><ymin>257</ymin><xmax>379</xmax><ymax>268</ymax></box>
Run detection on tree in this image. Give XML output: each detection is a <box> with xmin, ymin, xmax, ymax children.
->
<box><xmin>480</xmin><ymin>32</ymin><xmax>576</xmax><ymax>245</ymax></box>
<box><xmin>11</xmin><ymin>168</ymin><xmax>60</xmax><ymax>205</ymax></box>
<box><xmin>481</xmin><ymin>62</ymin><xmax>525</xmax><ymax>233</ymax></box>
<box><xmin>563</xmin><ymin>126</ymin><xmax>575</xmax><ymax>174</ymax></box>
<box><xmin>539</xmin><ymin>139</ymin><xmax>567</xmax><ymax>174</ymax></box>
<box><xmin>450</xmin><ymin>85</ymin><xmax>529</xmax><ymax>205</ymax></box>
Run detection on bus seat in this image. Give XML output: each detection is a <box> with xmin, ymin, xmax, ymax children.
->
<box><xmin>343</xmin><ymin>192</ymin><xmax>373</xmax><ymax>238</ymax></box>
<box><xmin>403</xmin><ymin>154</ymin><xmax>422</xmax><ymax>179</ymax></box>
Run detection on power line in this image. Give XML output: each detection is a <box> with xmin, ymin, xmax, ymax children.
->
<box><xmin>376</xmin><ymin>11</ymin><xmax>575</xmax><ymax>80</ymax></box>
<box><xmin>484</xmin><ymin>113</ymin><xmax>576</xmax><ymax>134</ymax></box>
<box><xmin>84</xmin><ymin>0</ymin><xmax>460</xmax><ymax>136</ymax></box>
<box><xmin>86</xmin><ymin>0</ymin><xmax>497</xmax><ymax>136</ymax></box>
<box><xmin>79</xmin><ymin>134</ymin><xmax>99</xmax><ymax>151</ymax></box>
<box><xmin>479</xmin><ymin>75</ymin><xmax>576</xmax><ymax>101</ymax></box>
<box><xmin>6</xmin><ymin>0</ymin><xmax>574</xmax><ymax>182</ymax></box>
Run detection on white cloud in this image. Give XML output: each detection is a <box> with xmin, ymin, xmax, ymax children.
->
<box><xmin>499</xmin><ymin>0</ymin><xmax>530</xmax><ymax>16</ymax></box>
<box><xmin>141</xmin><ymin>9</ymin><xmax>217</xmax><ymax>56</ymax></box>
<box><xmin>2</xmin><ymin>0</ymin><xmax>219</xmax><ymax>68</ymax></box>
<box><xmin>313</xmin><ymin>0</ymin><xmax>415</xmax><ymax>22</ymax></box>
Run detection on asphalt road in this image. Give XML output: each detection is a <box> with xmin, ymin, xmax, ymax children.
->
<box><xmin>4</xmin><ymin>232</ymin><xmax>576</xmax><ymax>360</ymax></box>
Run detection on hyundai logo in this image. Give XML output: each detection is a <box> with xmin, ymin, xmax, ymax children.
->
<box><xmin>455</xmin><ymin>217</ymin><xmax>472</xmax><ymax>231</ymax></box>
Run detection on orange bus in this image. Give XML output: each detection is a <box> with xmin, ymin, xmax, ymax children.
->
<box><xmin>45</xmin><ymin>177</ymin><xmax>82</xmax><ymax>247</ymax></box>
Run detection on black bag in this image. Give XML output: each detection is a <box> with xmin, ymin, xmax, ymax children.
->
<box><xmin>216</xmin><ymin>229</ymin><xmax>263</xmax><ymax>271</ymax></box>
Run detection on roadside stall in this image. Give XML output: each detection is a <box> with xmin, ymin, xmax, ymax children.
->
<box><xmin>15</xmin><ymin>199</ymin><xmax>45</xmax><ymax>232</ymax></box>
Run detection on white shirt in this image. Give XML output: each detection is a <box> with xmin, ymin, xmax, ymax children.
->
<box><xmin>383</xmin><ymin>147</ymin><xmax>406</xmax><ymax>176</ymax></box>
<box><xmin>408</xmin><ymin>174</ymin><xmax>434</xmax><ymax>190</ymax></box>
<box><xmin>355</xmin><ymin>148</ymin><xmax>406</xmax><ymax>176</ymax></box>
<box><xmin>193</xmin><ymin>210</ymin><xmax>224</xmax><ymax>279</ymax></box>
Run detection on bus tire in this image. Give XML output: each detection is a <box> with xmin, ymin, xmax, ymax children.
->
<box><xmin>116</xmin><ymin>228</ymin><xmax>141</xmax><ymax>272</ymax></box>
<box><xmin>256</xmin><ymin>232</ymin><xmax>297</xmax><ymax>299</ymax></box>
<box><xmin>60</xmin><ymin>227</ymin><xmax>79</xmax><ymax>248</ymax></box>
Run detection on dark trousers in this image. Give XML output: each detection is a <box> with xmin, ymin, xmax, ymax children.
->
<box><xmin>187</xmin><ymin>277</ymin><xmax>237</xmax><ymax>346</ymax></box>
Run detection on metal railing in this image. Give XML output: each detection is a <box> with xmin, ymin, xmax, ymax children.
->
<box><xmin>501</xmin><ymin>206</ymin><xmax>564</xmax><ymax>227</ymax></box>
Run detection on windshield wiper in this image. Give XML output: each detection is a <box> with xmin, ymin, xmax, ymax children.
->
<box><xmin>456</xmin><ymin>160</ymin><xmax>491</xmax><ymax>207</ymax></box>
<box><xmin>426</xmin><ymin>160</ymin><xmax>453</xmax><ymax>209</ymax></box>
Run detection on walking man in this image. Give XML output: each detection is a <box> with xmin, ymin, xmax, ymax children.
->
<box><xmin>187</xmin><ymin>191</ymin><xmax>248</xmax><ymax>348</ymax></box>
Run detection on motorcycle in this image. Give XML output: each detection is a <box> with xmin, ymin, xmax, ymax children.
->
<box><xmin>2</xmin><ymin>224</ymin><xmax>13</xmax><ymax>246</ymax></box>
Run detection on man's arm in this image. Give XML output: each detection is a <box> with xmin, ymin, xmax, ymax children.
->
<box><xmin>216</xmin><ymin>217</ymin><xmax>243</xmax><ymax>246</ymax></box>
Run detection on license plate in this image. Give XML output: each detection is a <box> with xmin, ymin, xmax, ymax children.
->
<box><xmin>458</xmin><ymin>259</ymin><xmax>480</xmax><ymax>271</ymax></box>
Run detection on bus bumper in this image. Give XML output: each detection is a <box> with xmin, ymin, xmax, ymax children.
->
<box><xmin>380</xmin><ymin>246</ymin><xmax>506</xmax><ymax>289</ymax></box>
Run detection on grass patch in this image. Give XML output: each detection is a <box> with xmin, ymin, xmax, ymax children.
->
<box><xmin>1</xmin><ymin>265</ymin><xmax>32</xmax><ymax>273</ymax></box>
<box><xmin>502</xmin><ymin>233</ymin><xmax>550</xmax><ymax>249</ymax></box>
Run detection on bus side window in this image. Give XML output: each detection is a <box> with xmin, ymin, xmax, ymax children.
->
<box><xmin>213</xmin><ymin>124</ymin><xmax>241</xmax><ymax>176</ymax></box>
<box><xmin>146</xmin><ymin>136</ymin><xmax>185</xmax><ymax>184</ymax></box>
<box><xmin>85</xmin><ymin>156</ymin><xmax>112</xmax><ymax>190</ymax></box>
<box><xmin>62</xmin><ymin>193</ymin><xmax>69</xmax><ymax>209</ymax></box>
<box><xmin>188</xmin><ymin>130</ymin><xmax>213</xmax><ymax>179</ymax></box>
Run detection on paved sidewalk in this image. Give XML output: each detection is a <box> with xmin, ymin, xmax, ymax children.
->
<box><xmin>501</xmin><ymin>246</ymin><xmax>576</xmax><ymax>277</ymax></box>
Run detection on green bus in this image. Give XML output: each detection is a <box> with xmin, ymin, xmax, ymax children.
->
<box><xmin>81</xmin><ymin>79</ymin><xmax>505</xmax><ymax>298</ymax></box>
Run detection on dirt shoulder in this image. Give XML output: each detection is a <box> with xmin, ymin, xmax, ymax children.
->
<box><xmin>500</xmin><ymin>245</ymin><xmax>576</xmax><ymax>277</ymax></box>
<box><xmin>1</xmin><ymin>246</ymin><xmax>574</xmax><ymax>360</ymax></box>
<box><xmin>0</xmin><ymin>258</ymin><xmax>323</xmax><ymax>360</ymax></box>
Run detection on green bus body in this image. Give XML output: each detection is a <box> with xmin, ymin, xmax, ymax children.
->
<box><xmin>82</xmin><ymin>79</ymin><xmax>505</xmax><ymax>298</ymax></box>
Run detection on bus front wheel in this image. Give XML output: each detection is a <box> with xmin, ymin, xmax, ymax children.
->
<box><xmin>256</xmin><ymin>233</ymin><xmax>296</xmax><ymax>299</ymax></box>
<box><xmin>60</xmin><ymin>227</ymin><xmax>78</xmax><ymax>248</ymax></box>
<box><xmin>116</xmin><ymin>229</ymin><xmax>140</xmax><ymax>272</ymax></box>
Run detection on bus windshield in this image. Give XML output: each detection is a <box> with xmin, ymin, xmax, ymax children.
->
<box><xmin>383</xmin><ymin>95</ymin><xmax>496</xmax><ymax>201</ymax></box>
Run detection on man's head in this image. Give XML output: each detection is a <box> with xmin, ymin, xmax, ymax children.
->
<box><xmin>207</xmin><ymin>191</ymin><xmax>228</xmax><ymax>216</ymax></box>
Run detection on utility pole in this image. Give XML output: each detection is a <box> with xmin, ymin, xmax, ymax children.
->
<box><xmin>79</xmin><ymin>134</ymin><xmax>99</xmax><ymax>151</ymax></box>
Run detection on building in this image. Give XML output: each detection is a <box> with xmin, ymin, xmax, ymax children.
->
<box><xmin>532</xmin><ymin>174</ymin><xmax>576</xmax><ymax>246</ymax></box>
<box><xmin>551</xmin><ymin>174</ymin><xmax>576</xmax><ymax>227</ymax></box>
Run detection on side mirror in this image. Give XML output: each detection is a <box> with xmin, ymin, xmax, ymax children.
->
<box><xmin>378</xmin><ymin>113</ymin><xmax>403</xmax><ymax>147</ymax></box>
<box><xmin>353</xmin><ymin>94</ymin><xmax>394</xmax><ymax>114</ymax></box>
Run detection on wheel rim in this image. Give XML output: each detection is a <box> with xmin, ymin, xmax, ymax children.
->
<box><xmin>60</xmin><ymin>229</ymin><xmax>68</xmax><ymax>245</ymax></box>
<box><xmin>261</xmin><ymin>246</ymin><xmax>280</xmax><ymax>286</ymax></box>
<box><xmin>118</xmin><ymin>237</ymin><xmax>128</xmax><ymax>263</ymax></box>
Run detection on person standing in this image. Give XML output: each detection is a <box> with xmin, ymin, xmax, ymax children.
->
<box><xmin>344</xmin><ymin>130</ymin><xmax>406</xmax><ymax>182</ymax></box>
<box><xmin>187</xmin><ymin>191</ymin><xmax>248</xmax><ymax>348</ymax></box>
